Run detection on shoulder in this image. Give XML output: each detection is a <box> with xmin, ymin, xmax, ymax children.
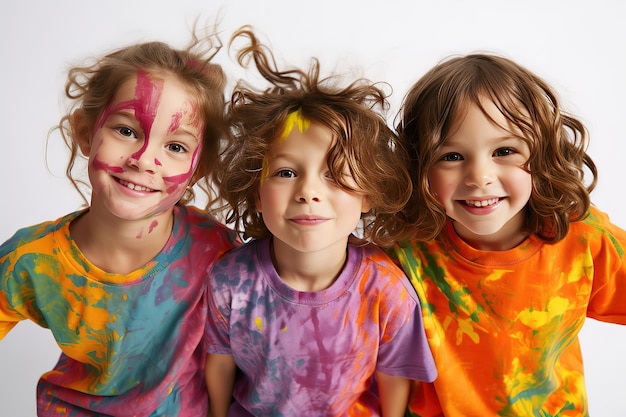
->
<box><xmin>209</xmin><ymin>239</ymin><xmax>268</xmax><ymax>294</ymax></box>
<box><xmin>572</xmin><ymin>206</ymin><xmax>626</xmax><ymax>246</ymax></box>
<box><xmin>353</xmin><ymin>244</ymin><xmax>418</xmax><ymax>297</ymax></box>
<box><xmin>0</xmin><ymin>211</ymin><xmax>82</xmax><ymax>259</ymax></box>
<box><xmin>176</xmin><ymin>205</ymin><xmax>239</xmax><ymax>246</ymax></box>
<box><xmin>212</xmin><ymin>239</ymin><xmax>264</xmax><ymax>272</ymax></box>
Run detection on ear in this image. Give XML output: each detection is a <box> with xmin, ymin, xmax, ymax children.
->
<box><xmin>361</xmin><ymin>196</ymin><xmax>372</xmax><ymax>214</ymax></box>
<box><xmin>254</xmin><ymin>190</ymin><xmax>263</xmax><ymax>214</ymax></box>
<box><xmin>70</xmin><ymin>109</ymin><xmax>92</xmax><ymax>156</ymax></box>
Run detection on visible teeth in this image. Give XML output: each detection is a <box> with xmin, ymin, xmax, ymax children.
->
<box><xmin>119</xmin><ymin>179</ymin><xmax>153</xmax><ymax>192</ymax></box>
<box><xmin>465</xmin><ymin>198</ymin><xmax>499</xmax><ymax>207</ymax></box>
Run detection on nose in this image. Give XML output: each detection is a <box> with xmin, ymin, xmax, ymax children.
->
<box><xmin>296</xmin><ymin>176</ymin><xmax>322</xmax><ymax>203</ymax></box>
<box><xmin>464</xmin><ymin>158</ymin><xmax>494</xmax><ymax>188</ymax></box>
<box><xmin>126</xmin><ymin>141</ymin><xmax>158</xmax><ymax>173</ymax></box>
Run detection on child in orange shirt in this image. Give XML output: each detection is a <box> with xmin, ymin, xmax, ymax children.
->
<box><xmin>392</xmin><ymin>53</ymin><xmax>626</xmax><ymax>416</ymax></box>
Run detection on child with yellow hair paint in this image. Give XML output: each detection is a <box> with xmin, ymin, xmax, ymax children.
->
<box><xmin>203</xmin><ymin>27</ymin><xmax>437</xmax><ymax>417</ymax></box>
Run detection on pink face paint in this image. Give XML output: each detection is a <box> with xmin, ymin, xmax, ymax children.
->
<box><xmin>91</xmin><ymin>71</ymin><xmax>164</xmax><ymax>174</ymax></box>
<box><xmin>191</xmin><ymin>133</ymin><xmax>203</xmax><ymax>171</ymax></box>
<box><xmin>155</xmin><ymin>158</ymin><xmax>162</xmax><ymax>166</ymax></box>
<box><xmin>169</xmin><ymin>111</ymin><xmax>182</xmax><ymax>134</ymax></box>
<box><xmin>129</xmin><ymin>71</ymin><xmax>164</xmax><ymax>162</ymax></box>
<box><xmin>178</xmin><ymin>100</ymin><xmax>204</xmax><ymax>173</ymax></box>
<box><xmin>92</xmin><ymin>158</ymin><xmax>124</xmax><ymax>173</ymax></box>
<box><xmin>148</xmin><ymin>220</ymin><xmax>158</xmax><ymax>234</ymax></box>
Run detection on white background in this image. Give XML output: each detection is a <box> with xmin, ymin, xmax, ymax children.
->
<box><xmin>1</xmin><ymin>0</ymin><xmax>625</xmax><ymax>415</ymax></box>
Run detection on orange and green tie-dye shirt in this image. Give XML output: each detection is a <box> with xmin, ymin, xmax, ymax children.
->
<box><xmin>0</xmin><ymin>205</ymin><xmax>237</xmax><ymax>416</ymax></box>
<box><xmin>392</xmin><ymin>206</ymin><xmax>626</xmax><ymax>417</ymax></box>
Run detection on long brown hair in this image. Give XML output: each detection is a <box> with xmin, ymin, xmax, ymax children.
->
<box><xmin>396</xmin><ymin>53</ymin><xmax>597</xmax><ymax>243</ymax></box>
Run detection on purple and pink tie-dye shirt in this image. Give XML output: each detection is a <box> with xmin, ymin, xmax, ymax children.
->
<box><xmin>206</xmin><ymin>237</ymin><xmax>437</xmax><ymax>416</ymax></box>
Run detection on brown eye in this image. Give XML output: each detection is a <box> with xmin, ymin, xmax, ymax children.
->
<box><xmin>116</xmin><ymin>126</ymin><xmax>137</xmax><ymax>138</ymax></box>
<box><xmin>494</xmin><ymin>148</ymin><xmax>515</xmax><ymax>157</ymax></box>
<box><xmin>276</xmin><ymin>169</ymin><xmax>296</xmax><ymax>178</ymax></box>
<box><xmin>441</xmin><ymin>153</ymin><xmax>462</xmax><ymax>162</ymax></box>
<box><xmin>167</xmin><ymin>143</ymin><xmax>188</xmax><ymax>153</ymax></box>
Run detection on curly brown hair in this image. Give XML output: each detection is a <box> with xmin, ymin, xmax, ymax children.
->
<box><xmin>55</xmin><ymin>22</ymin><xmax>227</xmax><ymax>207</ymax></box>
<box><xmin>215</xmin><ymin>26</ymin><xmax>412</xmax><ymax>246</ymax></box>
<box><xmin>396</xmin><ymin>53</ymin><xmax>597</xmax><ymax>243</ymax></box>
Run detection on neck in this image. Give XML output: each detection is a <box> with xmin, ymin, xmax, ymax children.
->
<box><xmin>451</xmin><ymin>212</ymin><xmax>529</xmax><ymax>251</ymax></box>
<box><xmin>270</xmin><ymin>238</ymin><xmax>348</xmax><ymax>292</ymax></box>
<box><xmin>69</xmin><ymin>206</ymin><xmax>177</xmax><ymax>274</ymax></box>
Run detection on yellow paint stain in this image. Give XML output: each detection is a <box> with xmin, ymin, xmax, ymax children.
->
<box><xmin>281</xmin><ymin>325</ymin><xmax>288</xmax><ymax>332</ymax></box>
<box><xmin>254</xmin><ymin>317</ymin><xmax>263</xmax><ymax>331</ymax></box>
<box><xmin>456</xmin><ymin>317</ymin><xmax>480</xmax><ymax>345</ymax></box>
<box><xmin>260</xmin><ymin>157</ymin><xmax>269</xmax><ymax>186</ymax></box>
<box><xmin>484</xmin><ymin>269</ymin><xmax>508</xmax><ymax>282</ymax></box>
<box><xmin>566</xmin><ymin>253</ymin><xmax>592</xmax><ymax>283</ymax></box>
<box><xmin>517</xmin><ymin>296</ymin><xmax>570</xmax><ymax>328</ymax></box>
<box><xmin>281</xmin><ymin>108</ymin><xmax>310</xmax><ymax>140</ymax></box>
<box><xmin>261</xmin><ymin>109</ymin><xmax>310</xmax><ymax>186</ymax></box>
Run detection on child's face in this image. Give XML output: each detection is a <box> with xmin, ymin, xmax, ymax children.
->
<box><xmin>82</xmin><ymin>71</ymin><xmax>203</xmax><ymax>221</ymax></box>
<box><xmin>428</xmin><ymin>98</ymin><xmax>532</xmax><ymax>249</ymax></box>
<box><xmin>256</xmin><ymin>120</ymin><xmax>370</xmax><ymax>257</ymax></box>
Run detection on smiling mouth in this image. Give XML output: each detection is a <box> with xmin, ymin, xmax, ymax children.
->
<box><xmin>463</xmin><ymin>198</ymin><xmax>501</xmax><ymax>207</ymax></box>
<box><xmin>290</xmin><ymin>217</ymin><xmax>327</xmax><ymax>225</ymax></box>
<box><xmin>117</xmin><ymin>178</ymin><xmax>155</xmax><ymax>192</ymax></box>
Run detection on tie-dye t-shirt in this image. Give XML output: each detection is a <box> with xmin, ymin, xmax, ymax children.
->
<box><xmin>205</xmin><ymin>238</ymin><xmax>437</xmax><ymax>417</ymax></box>
<box><xmin>0</xmin><ymin>205</ymin><xmax>237</xmax><ymax>417</ymax></box>
<box><xmin>391</xmin><ymin>206</ymin><xmax>626</xmax><ymax>417</ymax></box>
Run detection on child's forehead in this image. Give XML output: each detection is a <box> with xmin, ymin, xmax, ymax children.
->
<box><xmin>279</xmin><ymin>108</ymin><xmax>311</xmax><ymax>141</ymax></box>
<box><xmin>110</xmin><ymin>72</ymin><xmax>198</xmax><ymax>113</ymax></box>
<box><xmin>443</xmin><ymin>95</ymin><xmax>528</xmax><ymax>143</ymax></box>
<box><xmin>272</xmin><ymin>118</ymin><xmax>333</xmax><ymax>149</ymax></box>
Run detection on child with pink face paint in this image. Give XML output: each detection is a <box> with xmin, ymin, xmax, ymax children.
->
<box><xmin>203</xmin><ymin>27</ymin><xmax>437</xmax><ymax>417</ymax></box>
<box><xmin>0</xmin><ymin>29</ymin><xmax>238</xmax><ymax>416</ymax></box>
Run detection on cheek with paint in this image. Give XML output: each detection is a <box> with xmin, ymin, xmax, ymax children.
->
<box><xmin>158</xmin><ymin>141</ymin><xmax>203</xmax><ymax>210</ymax></box>
<box><xmin>153</xmin><ymin>106</ymin><xmax>205</xmax><ymax>210</ymax></box>
<box><xmin>90</xmin><ymin>108</ymin><xmax>125</xmax><ymax>175</ymax></box>
<box><xmin>90</xmin><ymin>139</ymin><xmax>126</xmax><ymax>175</ymax></box>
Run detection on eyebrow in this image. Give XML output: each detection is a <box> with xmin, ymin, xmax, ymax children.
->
<box><xmin>168</xmin><ymin>112</ymin><xmax>202</xmax><ymax>142</ymax></box>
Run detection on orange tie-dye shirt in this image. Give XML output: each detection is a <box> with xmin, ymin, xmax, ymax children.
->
<box><xmin>392</xmin><ymin>206</ymin><xmax>626</xmax><ymax>417</ymax></box>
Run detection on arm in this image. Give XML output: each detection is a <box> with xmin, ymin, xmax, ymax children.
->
<box><xmin>376</xmin><ymin>371</ymin><xmax>411</xmax><ymax>417</ymax></box>
<box><xmin>205</xmin><ymin>353</ymin><xmax>237</xmax><ymax>417</ymax></box>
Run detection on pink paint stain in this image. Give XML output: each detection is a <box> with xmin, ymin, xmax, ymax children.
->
<box><xmin>92</xmin><ymin>159</ymin><xmax>124</xmax><ymax>173</ymax></box>
<box><xmin>135</xmin><ymin>220</ymin><xmax>158</xmax><ymax>239</ymax></box>
<box><xmin>129</xmin><ymin>71</ymin><xmax>164</xmax><ymax>163</ymax></box>
<box><xmin>92</xmin><ymin>71</ymin><xmax>164</xmax><ymax>174</ymax></box>
<box><xmin>169</xmin><ymin>111</ymin><xmax>182</xmax><ymax>133</ymax></box>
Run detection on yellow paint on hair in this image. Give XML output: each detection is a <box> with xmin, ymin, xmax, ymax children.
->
<box><xmin>281</xmin><ymin>108</ymin><xmax>310</xmax><ymax>140</ymax></box>
<box><xmin>260</xmin><ymin>157</ymin><xmax>269</xmax><ymax>186</ymax></box>
<box><xmin>261</xmin><ymin>109</ymin><xmax>310</xmax><ymax>186</ymax></box>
